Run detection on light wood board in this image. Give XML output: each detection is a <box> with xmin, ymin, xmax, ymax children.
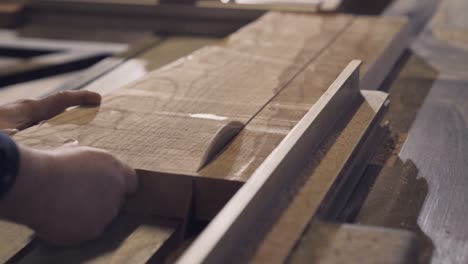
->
<box><xmin>0</xmin><ymin>221</ymin><xmax>34</xmax><ymax>263</ymax></box>
<box><xmin>14</xmin><ymin>12</ymin><xmax>355</xmax><ymax>218</ymax></box>
<box><xmin>85</xmin><ymin>36</ymin><xmax>217</xmax><ymax>96</ymax></box>
<box><xmin>17</xmin><ymin>215</ymin><xmax>179</xmax><ymax>264</ymax></box>
<box><xmin>199</xmin><ymin>14</ymin><xmax>408</xmax><ymax>183</ymax></box>
<box><xmin>13</xmin><ymin>13</ymin><xmax>409</xmax><ymax>221</ymax></box>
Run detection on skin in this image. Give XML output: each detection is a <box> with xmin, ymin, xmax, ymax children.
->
<box><xmin>0</xmin><ymin>91</ymin><xmax>138</xmax><ymax>246</ymax></box>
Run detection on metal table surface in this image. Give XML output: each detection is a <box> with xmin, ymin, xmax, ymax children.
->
<box><xmin>352</xmin><ymin>0</ymin><xmax>468</xmax><ymax>263</ymax></box>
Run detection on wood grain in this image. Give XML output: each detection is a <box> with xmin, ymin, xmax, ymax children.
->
<box><xmin>16</xmin><ymin>45</ymin><xmax>301</xmax><ymax>173</ymax></box>
<box><xmin>85</xmin><ymin>36</ymin><xmax>217</xmax><ymax>96</ymax></box>
<box><xmin>223</xmin><ymin>12</ymin><xmax>352</xmax><ymax>65</ymax></box>
<box><xmin>12</xmin><ymin>13</ymin><xmax>409</xmax><ymax>222</ymax></box>
<box><xmin>0</xmin><ymin>36</ymin><xmax>215</xmax><ymax>263</ymax></box>
<box><xmin>14</xmin><ymin>11</ymin><xmax>350</xmax><ymax>191</ymax></box>
<box><xmin>0</xmin><ymin>221</ymin><xmax>33</xmax><ymax>263</ymax></box>
<box><xmin>17</xmin><ymin>215</ymin><xmax>178</xmax><ymax>264</ymax></box>
<box><xmin>200</xmin><ymin>15</ymin><xmax>409</xmax><ymax>183</ymax></box>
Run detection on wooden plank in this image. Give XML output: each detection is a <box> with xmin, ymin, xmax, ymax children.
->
<box><xmin>15</xmin><ymin>45</ymin><xmax>299</xmax><ymax>173</ymax></box>
<box><xmin>84</xmin><ymin>36</ymin><xmax>217</xmax><ymax>96</ymax></box>
<box><xmin>0</xmin><ymin>221</ymin><xmax>33</xmax><ymax>263</ymax></box>
<box><xmin>0</xmin><ymin>36</ymin><xmax>213</xmax><ymax>264</ymax></box>
<box><xmin>0</xmin><ymin>36</ymin><xmax>216</xmax><ymax>262</ymax></box>
<box><xmin>13</xmin><ymin>12</ymin><xmax>351</xmax><ymax>219</ymax></box>
<box><xmin>223</xmin><ymin>12</ymin><xmax>352</xmax><ymax>65</ymax></box>
<box><xmin>124</xmin><ymin>170</ymin><xmax>194</xmax><ymax>219</ymax></box>
<box><xmin>199</xmin><ymin>15</ymin><xmax>409</xmax><ymax>185</ymax></box>
<box><xmin>178</xmin><ymin>60</ymin><xmax>363</xmax><ymax>263</ymax></box>
<box><xmin>17</xmin><ymin>215</ymin><xmax>179</xmax><ymax>264</ymax></box>
<box><xmin>179</xmin><ymin>88</ymin><xmax>388</xmax><ymax>262</ymax></box>
<box><xmin>10</xmin><ymin>13</ymin><xmax>410</xmax><ymax>221</ymax></box>
<box><xmin>350</xmin><ymin>16</ymin><xmax>410</xmax><ymax>90</ymax></box>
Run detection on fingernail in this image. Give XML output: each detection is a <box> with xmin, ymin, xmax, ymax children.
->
<box><xmin>63</xmin><ymin>139</ymin><xmax>79</xmax><ymax>146</ymax></box>
<box><xmin>2</xmin><ymin>129</ymin><xmax>19</xmax><ymax>135</ymax></box>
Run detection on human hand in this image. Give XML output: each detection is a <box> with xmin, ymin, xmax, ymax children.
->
<box><xmin>0</xmin><ymin>141</ymin><xmax>137</xmax><ymax>246</ymax></box>
<box><xmin>0</xmin><ymin>90</ymin><xmax>101</xmax><ymax>134</ymax></box>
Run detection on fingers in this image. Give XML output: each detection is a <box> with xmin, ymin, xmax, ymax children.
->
<box><xmin>22</xmin><ymin>90</ymin><xmax>101</xmax><ymax>128</ymax></box>
<box><xmin>43</xmin><ymin>90</ymin><xmax>102</xmax><ymax>108</ymax></box>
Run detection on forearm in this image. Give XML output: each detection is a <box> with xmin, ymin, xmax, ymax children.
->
<box><xmin>0</xmin><ymin>136</ymin><xmax>49</xmax><ymax>227</ymax></box>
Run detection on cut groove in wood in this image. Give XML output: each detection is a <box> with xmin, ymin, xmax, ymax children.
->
<box><xmin>198</xmin><ymin>120</ymin><xmax>245</xmax><ymax>171</ymax></box>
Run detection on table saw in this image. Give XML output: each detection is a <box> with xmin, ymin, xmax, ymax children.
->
<box><xmin>0</xmin><ymin>0</ymin><xmax>466</xmax><ymax>263</ymax></box>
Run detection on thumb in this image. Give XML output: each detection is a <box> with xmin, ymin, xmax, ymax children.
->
<box><xmin>122</xmin><ymin>164</ymin><xmax>138</xmax><ymax>194</ymax></box>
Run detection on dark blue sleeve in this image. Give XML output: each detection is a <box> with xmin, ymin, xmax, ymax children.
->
<box><xmin>0</xmin><ymin>132</ymin><xmax>19</xmax><ymax>200</ymax></box>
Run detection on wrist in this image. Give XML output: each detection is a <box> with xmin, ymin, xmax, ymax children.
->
<box><xmin>0</xmin><ymin>144</ymin><xmax>52</xmax><ymax>227</ymax></box>
<box><xmin>0</xmin><ymin>134</ymin><xmax>20</xmax><ymax>200</ymax></box>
